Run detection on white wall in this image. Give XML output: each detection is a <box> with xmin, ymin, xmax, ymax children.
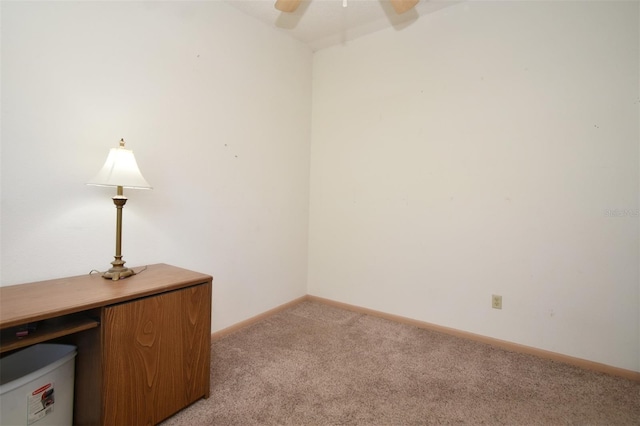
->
<box><xmin>309</xmin><ymin>1</ymin><xmax>639</xmax><ymax>372</ymax></box>
<box><xmin>0</xmin><ymin>1</ymin><xmax>312</xmax><ymax>332</ymax></box>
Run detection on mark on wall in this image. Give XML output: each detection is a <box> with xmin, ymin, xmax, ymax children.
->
<box><xmin>224</xmin><ymin>143</ymin><xmax>239</xmax><ymax>159</ymax></box>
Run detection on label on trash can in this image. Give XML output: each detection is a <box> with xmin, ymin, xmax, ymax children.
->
<box><xmin>27</xmin><ymin>383</ymin><xmax>55</xmax><ymax>425</ymax></box>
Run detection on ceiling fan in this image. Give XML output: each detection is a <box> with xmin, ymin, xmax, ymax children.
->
<box><xmin>275</xmin><ymin>0</ymin><xmax>420</xmax><ymax>15</ymax></box>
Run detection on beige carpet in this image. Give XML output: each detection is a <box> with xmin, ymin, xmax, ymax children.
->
<box><xmin>162</xmin><ymin>300</ymin><xmax>640</xmax><ymax>425</ymax></box>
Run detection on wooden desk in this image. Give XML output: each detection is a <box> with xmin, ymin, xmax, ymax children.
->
<box><xmin>0</xmin><ymin>263</ymin><xmax>213</xmax><ymax>425</ymax></box>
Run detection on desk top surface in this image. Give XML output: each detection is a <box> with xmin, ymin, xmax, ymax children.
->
<box><xmin>0</xmin><ymin>263</ymin><xmax>213</xmax><ymax>328</ymax></box>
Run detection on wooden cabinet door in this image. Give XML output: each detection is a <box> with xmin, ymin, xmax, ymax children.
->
<box><xmin>102</xmin><ymin>283</ymin><xmax>211</xmax><ymax>425</ymax></box>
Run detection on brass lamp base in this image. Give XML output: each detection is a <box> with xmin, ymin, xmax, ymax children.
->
<box><xmin>100</xmin><ymin>191</ymin><xmax>137</xmax><ymax>281</ymax></box>
<box><xmin>102</xmin><ymin>258</ymin><xmax>136</xmax><ymax>281</ymax></box>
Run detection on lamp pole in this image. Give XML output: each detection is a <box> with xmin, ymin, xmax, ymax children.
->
<box><xmin>103</xmin><ymin>186</ymin><xmax>134</xmax><ymax>281</ymax></box>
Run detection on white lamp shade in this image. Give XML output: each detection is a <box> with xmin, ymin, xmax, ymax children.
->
<box><xmin>88</xmin><ymin>146</ymin><xmax>152</xmax><ymax>189</ymax></box>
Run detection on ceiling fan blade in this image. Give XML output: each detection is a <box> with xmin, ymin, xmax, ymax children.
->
<box><xmin>275</xmin><ymin>0</ymin><xmax>302</xmax><ymax>13</ymax></box>
<box><xmin>390</xmin><ymin>0</ymin><xmax>419</xmax><ymax>14</ymax></box>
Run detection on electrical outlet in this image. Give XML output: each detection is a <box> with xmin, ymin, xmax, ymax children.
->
<box><xmin>492</xmin><ymin>294</ymin><xmax>502</xmax><ymax>310</ymax></box>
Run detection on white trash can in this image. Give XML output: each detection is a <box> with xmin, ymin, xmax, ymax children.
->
<box><xmin>0</xmin><ymin>344</ymin><xmax>77</xmax><ymax>426</ymax></box>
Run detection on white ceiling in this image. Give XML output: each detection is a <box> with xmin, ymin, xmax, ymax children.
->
<box><xmin>224</xmin><ymin>0</ymin><xmax>460</xmax><ymax>51</ymax></box>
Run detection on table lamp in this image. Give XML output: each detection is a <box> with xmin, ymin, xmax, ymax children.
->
<box><xmin>87</xmin><ymin>138</ymin><xmax>152</xmax><ymax>280</ymax></box>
